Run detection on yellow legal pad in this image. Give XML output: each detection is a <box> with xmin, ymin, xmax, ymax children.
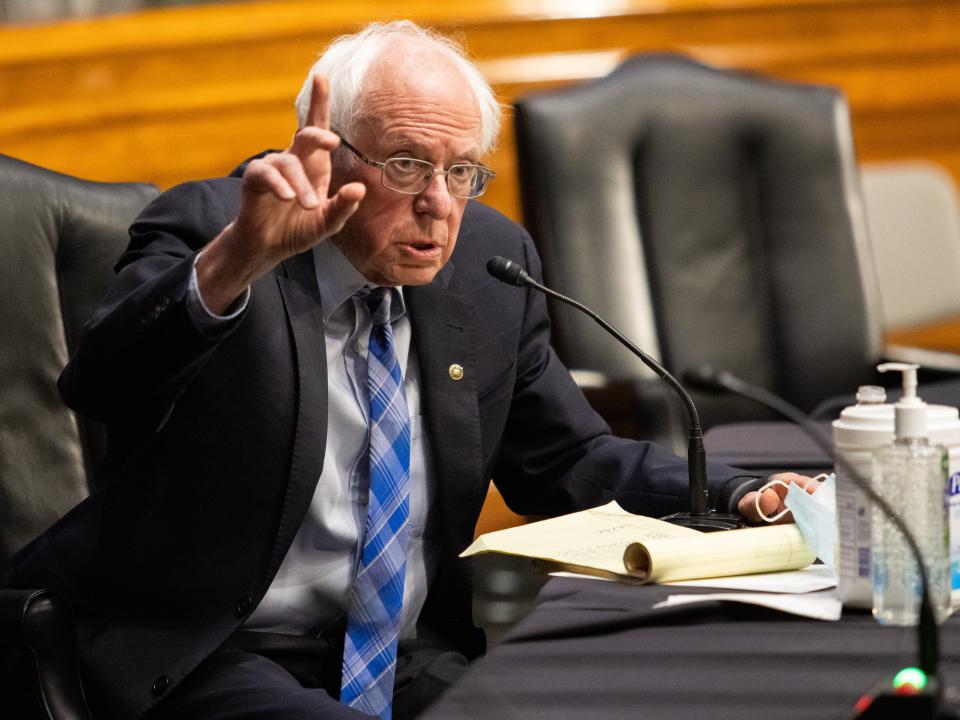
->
<box><xmin>461</xmin><ymin>501</ymin><xmax>814</xmax><ymax>584</ymax></box>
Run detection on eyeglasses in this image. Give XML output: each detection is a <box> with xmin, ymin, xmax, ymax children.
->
<box><xmin>338</xmin><ymin>137</ymin><xmax>496</xmax><ymax>199</ymax></box>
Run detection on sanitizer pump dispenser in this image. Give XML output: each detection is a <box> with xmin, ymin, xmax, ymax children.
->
<box><xmin>870</xmin><ymin>363</ymin><xmax>950</xmax><ymax>624</ymax></box>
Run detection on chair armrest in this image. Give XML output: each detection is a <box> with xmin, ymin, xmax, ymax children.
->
<box><xmin>571</xmin><ymin>370</ymin><xmax>688</xmax><ymax>455</ymax></box>
<box><xmin>0</xmin><ymin>589</ymin><xmax>93</xmax><ymax>720</ymax></box>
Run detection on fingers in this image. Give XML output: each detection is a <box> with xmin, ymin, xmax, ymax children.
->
<box><xmin>242</xmin><ymin>156</ymin><xmax>365</xmax><ymax>242</ymax></box>
<box><xmin>291</xmin><ymin>126</ymin><xmax>341</xmax><ymax>193</ymax></box>
<box><xmin>322</xmin><ymin>182</ymin><xmax>367</xmax><ymax>235</ymax></box>
<box><xmin>757</xmin><ymin>487</ymin><xmax>791</xmax><ymax>523</ymax></box>
<box><xmin>738</xmin><ymin>488</ymin><xmax>789</xmax><ymax>524</ymax></box>
<box><xmin>296</xmin><ymin>75</ymin><xmax>343</xmax><ymax>192</ymax></box>
<box><xmin>293</xmin><ymin>126</ymin><xmax>341</xmax><ymax>152</ymax></box>
<box><xmin>771</xmin><ymin>472</ymin><xmax>820</xmax><ymax>494</ymax></box>
<box><xmin>738</xmin><ymin>491</ymin><xmax>776</xmax><ymax>524</ymax></box>
<box><xmin>304</xmin><ymin>74</ymin><xmax>330</xmax><ymax>130</ymax></box>
<box><xmin>740</xmin><ymin>473</ymin><xmax>824</xmax><ymax>525</ymax></box>
<box><xmin>245</xmin><ymin>154</ymin><xmax>319</xmax><ymax>209</ymax></box>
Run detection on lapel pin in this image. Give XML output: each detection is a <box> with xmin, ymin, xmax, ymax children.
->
<box><xmin>448</xmin><ymin>364</ymin><xmax>464</xmax><ymax>381</ymax></box>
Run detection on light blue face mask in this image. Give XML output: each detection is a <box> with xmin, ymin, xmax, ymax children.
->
<box><xmin>755</xmin><ymin>473</ymin><xmax>836</xmax><ymax>570</ymax></box>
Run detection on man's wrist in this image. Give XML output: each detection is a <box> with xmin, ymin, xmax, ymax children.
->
<box><xmin>195</xmin><ymin>223</ymin><xmax>261</xmax><ymax>314</ymax></box>
<box><xmin>187</xmin><ymin>250</ymin><xmax>250</xmax><ymax>336</ymax></box>
<box><xmin>719</xmin><ymin>476</ymin><xmax>766</xmax><ymax>515</ymax></box>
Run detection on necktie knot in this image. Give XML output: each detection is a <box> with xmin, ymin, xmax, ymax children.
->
<box><xmin>365</xmin><ymin>287</ymin><xmax>393</xmax><ymax>326</ymax></box>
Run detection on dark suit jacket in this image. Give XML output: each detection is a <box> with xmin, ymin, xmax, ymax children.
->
<box><xmin>11</xmin><ymin>171</ymin><xmax>759</xmax><ymax>719</ymax></box>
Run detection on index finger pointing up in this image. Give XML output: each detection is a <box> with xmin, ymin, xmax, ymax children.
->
<box><xmin>305</xmin><ymin>74</ymin><xmax>330</xmax><ymax>130</ymax></box>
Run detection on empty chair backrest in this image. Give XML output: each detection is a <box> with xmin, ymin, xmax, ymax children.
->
<box><xmin>0</xmin><ymin>155</ymin><xmax>158</xmax><ymax>576</ymax></box>
<box><xmin>515</xmin><ymin>54</ymin><xmax>882</xmax><ymax>429</ymax></box>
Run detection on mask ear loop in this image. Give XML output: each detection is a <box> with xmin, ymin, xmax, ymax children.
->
<box><xmin>755</xmin><ymin>479</ymin><xmax>791</xmax><ymax>522</ymax></box>
<box><xmin>754</xmin><ymin>473</ymin><xmax>831</xmax><ymax>523</ymax></box>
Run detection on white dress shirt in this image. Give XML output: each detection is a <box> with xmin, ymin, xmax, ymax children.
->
<box><xmin>187</xmin><ymin>243</ymin><xmax>438</xmax><ymax>639</ymax></box>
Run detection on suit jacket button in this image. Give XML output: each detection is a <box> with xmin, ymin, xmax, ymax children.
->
<box><xmin>235</xmin><ymin>594</ymin><xmax>254</xmax><ymax>617</ymax></box>
<box><xmin>151</xmin><ymin>675</ymin><xmax>170</xmax><ymax>696</ymax></box>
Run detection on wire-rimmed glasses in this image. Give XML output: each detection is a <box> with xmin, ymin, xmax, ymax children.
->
<box><xmin>338</xmin><ymin>137</ymin><xmax>496</xmax><ymax>199</ymax></box>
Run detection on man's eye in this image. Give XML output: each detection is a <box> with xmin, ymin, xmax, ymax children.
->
<box><xmin>390</xmin><ymin>158</ymin><xmax>420</xmax><ymax>173</ymax></box>
<box><xmin>449</xmin><ymin>165</ymin><xmax>475</xmax><ymax>180</ymax></box>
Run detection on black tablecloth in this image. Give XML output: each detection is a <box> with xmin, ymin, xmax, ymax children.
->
<box><xmin>703</xmin><ymin>421</ymin><xmax>833</xmax><ymax>474</ymax></box>
<box><xmin>423</xmin><ymin>577</ymin><xmax>960</xmax><ymax>719</ymax></box>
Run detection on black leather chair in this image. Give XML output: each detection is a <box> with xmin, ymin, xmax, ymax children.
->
<box><xmin>0</xmin><ymin>154</ymin><xmax>158</xmax><ymax>718</ymax></box>
<box><xmin>514</xmin><ymin>54</ymin><xmax>882</xmax><ymax>443</ymax></box>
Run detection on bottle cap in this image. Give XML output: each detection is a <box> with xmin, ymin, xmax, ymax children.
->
<box><xmin>855</xmin><ymin>385</ymin><xmax>886</xmax><ymax>405</ymax></box>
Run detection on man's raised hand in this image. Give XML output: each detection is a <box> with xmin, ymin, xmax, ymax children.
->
<box><xmin>197</xmin><ymin>75</ymin><xmax>366</xmax><ymax>314</ymax></box>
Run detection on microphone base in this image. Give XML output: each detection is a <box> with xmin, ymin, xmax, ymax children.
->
<box><xmin>660</xmin><ymin>511</ymin><xmax>744</xmax><ymax>532</ymax></box>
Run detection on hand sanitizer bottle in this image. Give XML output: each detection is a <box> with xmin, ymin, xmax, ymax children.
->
<box><xmin>871</xmin><ymin>363</ymin><xmax>951</xmax><ymax>625</ymax></box>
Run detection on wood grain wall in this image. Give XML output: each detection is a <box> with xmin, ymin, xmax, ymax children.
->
<box><xmin>1</xmin><ymin>0</ymin><xmax>958</xmax><ymax>225</ymax></box>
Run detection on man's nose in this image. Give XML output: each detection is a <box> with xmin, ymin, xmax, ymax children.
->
<box><xmin>414</xmin><ymin>172</ymin><xmax>453</xmax><ymax>219</ymax></box>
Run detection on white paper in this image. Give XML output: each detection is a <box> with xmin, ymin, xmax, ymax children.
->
<box><xmin>550</xmin><ymin>570</ymin><xmax>619</xmax><ymax>582</ymax></box>
<box><xmin>664</xmin><ymin>564</ymin><xmax>837</xmax><ymax>593</ymax></box>
<box><xmin>652</xmin><ymin>589</ymin><xmax>842</xmax><ymax>621</ymax></box>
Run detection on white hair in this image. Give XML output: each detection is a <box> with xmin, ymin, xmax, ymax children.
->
<box><xmin>295</xmin><ymin>20</ymin><xmax>501</xmax><ymax>156</ymax></box>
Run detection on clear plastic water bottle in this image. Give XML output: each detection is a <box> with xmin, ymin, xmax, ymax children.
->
<box><xmin>871</xmin><ymin>363</ymin><xmax>951</xmax><ymax>625</ymax></box>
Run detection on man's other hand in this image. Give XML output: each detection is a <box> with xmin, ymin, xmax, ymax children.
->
<box><xmin>737</xmin><ymin>472</ymin><xmax>821</xmax><ymax>525</ymax></box>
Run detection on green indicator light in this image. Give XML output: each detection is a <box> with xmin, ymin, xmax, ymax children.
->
<box><xmin>892</xmin><ymin>667</ymin><xmax>927</xmax><ymax>691</ymax></box>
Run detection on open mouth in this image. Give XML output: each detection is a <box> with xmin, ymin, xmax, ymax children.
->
<box><xmin>402</xmin><ymin>241</ymin><xmax>442</xmax><ymax>259</ymax></box>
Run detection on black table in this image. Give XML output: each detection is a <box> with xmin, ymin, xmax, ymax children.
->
<box><xmin>424</xmin><ymin>577</ymin><xmax>960</xmax><ymax>719</ymax></box>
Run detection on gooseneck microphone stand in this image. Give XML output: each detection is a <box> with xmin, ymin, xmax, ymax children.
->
<box><xmin>486</xmin><ymin>255</ymin><xmax>740</xmax><ymax>531</ymax></box>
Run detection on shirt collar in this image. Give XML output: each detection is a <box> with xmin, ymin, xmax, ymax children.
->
<box><xmin>312</xmin><ymin>241</ymin><xmax>406</xmax><ymax>323</ymax></box>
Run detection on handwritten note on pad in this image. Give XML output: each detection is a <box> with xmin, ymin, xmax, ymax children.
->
<box><xmin>461</xmin><ymin>501</ymin><xmax>815</xmax><ymax>583</ymax></box>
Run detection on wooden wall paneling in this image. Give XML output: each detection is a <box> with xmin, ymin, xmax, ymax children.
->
<box><xmin>1</xmin><ymin>0</ymin><xmax>959</xmax><ymax>226</ymax></box>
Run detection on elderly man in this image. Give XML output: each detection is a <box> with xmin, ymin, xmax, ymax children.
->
<box><xmin>11</xmin><ymin>20</ymin><xmax>807</xmax><ymax>720</ymax></box>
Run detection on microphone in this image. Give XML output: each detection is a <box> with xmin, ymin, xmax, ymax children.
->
<box><xmin>486</xmin><ymin>255</ymin><xmax>741</xmax><ymax>532</ymax></box>
<box><xmin>684</xmin><ymin>364</ymin><xmax>947</xmax><ymax>718</ymax></box>
<box><xmin>486</xmin><ymin>255</ymin><xmax>529</xmax><ymax>287</ymax></box>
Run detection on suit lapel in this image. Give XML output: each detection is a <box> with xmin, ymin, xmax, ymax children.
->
<box><xmin>407</xmin><ymin>261</ymin><xmax>484</xmax><ymax>544</ymax></box>
<box><xmin>266</xmin><ymin>252</ymin><xmax>485</xmax><ymax>578</ymax></box>
<box><xmin>268</xmin><ymin>250</ymin><xmax>329</xmax><ymax>580</ymax></box>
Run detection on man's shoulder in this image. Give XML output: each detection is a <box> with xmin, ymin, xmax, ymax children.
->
<box><xmin>134</xmin><ymin>175</ymin><xmax>242</xmax><ymax>232</ymax></box>
<box><xmin>460</xmin><ymin>201</ymin><xmax>525</xmax><ymax>238</ymax></box>
<box><xmin>142</xmin><ymin>150</ymin><xmax>268</xmax><ymax>219</ymax></box>
<box><xmin>446</xmin><ymin>201</ymin><xmax>539</xmax><ymax>287</ymax></box>
<box><xmin>456</xmin><ymin>201</ymin><xmax>532</xmax><ymax>260</ymax></box>
<box><xmin>157</xmin><ymin>175</ymin><xmax>243</xmax><ymax>207</ymax></box>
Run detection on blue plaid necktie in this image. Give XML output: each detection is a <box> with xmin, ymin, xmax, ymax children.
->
<box><xmin>341</xmin><ymin>287</ymin><xmax>411</xmax><ymax>719</ymax></box>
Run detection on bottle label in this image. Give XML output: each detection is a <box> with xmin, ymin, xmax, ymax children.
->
<box><xmin>836</xmin><ymin>464</ymin><xmax>873</xmax><ymax>607</ymax></box>
<box><xmin>950</xmin><ymin>470</ymin><xmax>960</xmax><ymax>596</ymax></box>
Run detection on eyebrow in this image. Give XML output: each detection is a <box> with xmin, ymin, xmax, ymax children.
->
<box><xmin>383</xmin><ymin>136</ymin><xmax>481</xmax><ymax>164</ymax></box>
